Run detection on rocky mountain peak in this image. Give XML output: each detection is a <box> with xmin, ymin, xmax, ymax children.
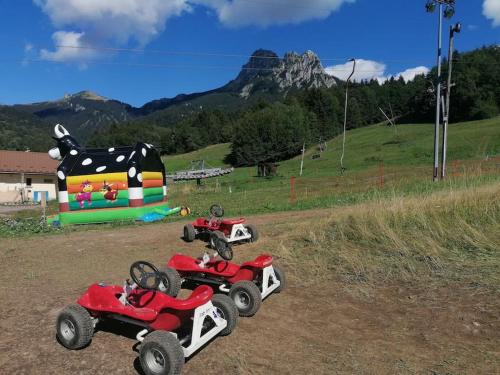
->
<box><xmin>231</xmin><ymin>49</ymin><xmax>338</xmax><ymax>98</ymax></box>
<box><xmin>69</xmin><ymin>91</ymin><xmax>109</xmax><ymax>102</ymax></box>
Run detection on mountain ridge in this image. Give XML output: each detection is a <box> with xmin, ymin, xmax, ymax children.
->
<box><xmin>8</xmin><ymin>48</ymin><xmax>337</xmax><ymax>142</ymax></box>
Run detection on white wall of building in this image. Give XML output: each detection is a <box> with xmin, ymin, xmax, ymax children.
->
<box><xmin>0</xmin><ymin>173</ymin><xmax>57</xmax><ymax>203</ymax></box>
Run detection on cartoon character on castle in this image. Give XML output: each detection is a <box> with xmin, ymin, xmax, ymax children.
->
<box><xmin>101</xmin><ymin>181</ymin><xmax>118</xmax><ymax>203</ymax></box>
<box><xmin>76</xmin><ymin>181</ymin><xmax>93</xmax><ymax>208</ymax></box>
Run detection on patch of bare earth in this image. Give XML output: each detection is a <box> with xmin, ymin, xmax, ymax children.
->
<box><xmin>0</xmin><ymin>210</ymin><xmax>498</xmax><ymax>374</ymax></box>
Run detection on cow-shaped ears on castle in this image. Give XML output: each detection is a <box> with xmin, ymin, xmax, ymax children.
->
<box><xmin>54</xmin><ymin>124</ymin><xmax>70</xmax><ymax>139</ymax></box>
<box><xmin>48</xmin><ymin>147</ymin><xmax>61</xmax><ymax>160</ymax></box>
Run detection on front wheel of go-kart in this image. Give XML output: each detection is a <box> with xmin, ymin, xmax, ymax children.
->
<box><xmin>183</xmin><ymin>224</ymin><xmax>196</xmax><ymax>242</ymax></box>
<box><xmin>159</xmin><ymin>267</ymin><xmax>182</xmax><ymax>297</ymax></box>
<box><xmin>244</xmin><ymin>224</ymin><xmax>258</xmax><ymax>242</ymax></box>
<box><xmin>272</xmin><ymin>265</ymin><xmax>287</xmax><ymax>294</ymax></box>
<box><xmin>229</xmin><ymin>281</ymin><xmax>262</xmax><ymax>317</ymax></box>
<box><xmin>56</xmin><ymin>304</ymin><xmax>94</xmax><ymax>350</ymax></box>
<box><xmin>140</xmin><ymin>331</ymin><xmax>184</xmax><ymax>375</ymax></box>
<box><xmin>211</xmin><ymin>294</ymin><xmax>238</xmax><ymax>336</ymax></box>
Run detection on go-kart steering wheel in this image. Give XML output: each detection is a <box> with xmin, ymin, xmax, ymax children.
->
<box><xmin>213</xmin><ymin>238</ymin><xmax>233</xmax><ymax>261</ymax></box>
<box><xmin>209</xmin><ymin>204</ymin><xmax>224</xmax><ymax>218</ymax></box>
<box><xmin>130</xmin><ymin>261</ymin><xmax>162</xmax><ymax>290</ymax></box>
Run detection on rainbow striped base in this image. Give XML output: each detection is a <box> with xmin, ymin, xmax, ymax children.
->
<box><xmin>47</xmin><ymin>202</ymin><xmax>182</xmax><ymax>226</ymax></box>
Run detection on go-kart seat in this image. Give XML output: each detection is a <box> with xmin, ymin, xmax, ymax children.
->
<box><xmin>221</xmin><ymin>218</ymin><xmax>245</xmax><ymax>225</ymax></box>
<box><xmin>129</xmin><ymin>284</ymin><xmax>213</xmax><ymax>311</ymax></box>
<box><xmin>241</xmin><ymin>254</ymin><xmax>273</xmax><ymax>268</ymax></box>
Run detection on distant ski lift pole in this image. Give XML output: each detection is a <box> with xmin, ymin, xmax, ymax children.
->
<box><xmin>379</xmin><ymin>107</ymin><xmax>398</xmax><ymax>134</ymax></box>
<box><xmin>340</xmin><ymin>58</ymin><xmax>356</xmax><ymax>175</ymax></box>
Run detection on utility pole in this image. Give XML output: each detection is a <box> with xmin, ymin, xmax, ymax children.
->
<box><xmin>340</xmin><ymin>58</ymin><xmax>356</xmax><ymax>174</ymax></box>
<box><xmin>299</xmin><ymin>142</ymin><xmax>305</xmax><ymax>176</ymax></box>
<box><xmin>426</xmin><ymin>0</ymin><xmax>456</xmax><ymax>182</ymax></box>
<box><xmin>441</xmin><ymin>22</ymin><xmax>461</xmax><ymax>179</ymax></box>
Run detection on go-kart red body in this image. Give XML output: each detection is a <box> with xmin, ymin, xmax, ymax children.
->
<box><xmin>78</xmin><ymin>283</ymin><xmax>213</xmax><ymax>331</ymax></box>
<box><xmin>192</xmin><ymin>217</ymin><xmax>246</xmax><ymax>236</ymax></box>
<box><xmin>168</xmin><ymin>254</ymin><xmax>273</xmax><ymax>284</ymax></box>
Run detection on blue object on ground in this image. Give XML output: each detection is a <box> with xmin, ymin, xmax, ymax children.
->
<box><xmin>139</xmin><ymin>213</ymin><xmax>165</xmax><ymax>222</ymax></box>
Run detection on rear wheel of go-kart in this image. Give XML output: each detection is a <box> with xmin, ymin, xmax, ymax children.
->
<box><xmin>56</xmin><ymin>304</ymin><xmax>94</xmax><ymax>350</ymax></box>
<box><xmin>183</xmin><ymin>223</ymin><xmax>196</xmax><ymax>242</ymax></box>
<box><xmin>158</xmin><ymin>267</ymin><xmax>182</xmax><ymax>297</ymax></box>
<box><xmin>229</xmin><ymin>281</ymin><xmax>262</xmax><ymax>317</ymax></box>
<box><xmin>140</xmin><ymin>331</ymin><xmax>184</xmax><ymax>375</ymax></box>
<box><xmin>244</xmin><ymin>224</ymin><xmax>259</xmax><ymax>242</ymax></box>
<box><xmin>211</xmin><ymin>294</ymin><xmax>238</xmax><ymax>336</ymax></box>
<box><xmin>272</xmin><ymin>265</ymin><xmax>287</xmax><ymax>293</ymax></box>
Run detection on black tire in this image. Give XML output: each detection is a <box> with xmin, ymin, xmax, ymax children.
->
<box><xmin>56</xmin><ymin>304</ymin><xmax>94</xmax><ymax>350</ymax></box>
<box><xmin>183</xmin><ymin>224</ymin><xmax>196</xmax><ymax>242</ymax></box>
<box><xmin>272</xmin><ymin>265</ymin><xmax>287</xmax><ymax>293</ymax></box>
<box><xmin>245</xmin><ymin>224</ymin><xmax>259</xmax><ymax>242</ymax></box>
<box><xmin>211</xmin><ymin>294</ymin><xmax>238</xmax><ymax>336</ymax></box>
<box><xmin>229</xmin><ymin>281</ymin><xmax>262</xmax><ymax>317</ymax></box>
<box><xmin>159</xmin><ymin>267</ymin><xmax>182</xmax><ymax>297</ymax></box>
<box><xmin>140</xmin><ymin>331</ymin><xmax>184</xmax><ymax>375</ymax></box>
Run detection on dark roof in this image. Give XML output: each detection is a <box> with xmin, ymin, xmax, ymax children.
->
<box><xmin>0</xmin><ymin>150</ymin><xmax>58</xmax><ymax>174</ymax></box>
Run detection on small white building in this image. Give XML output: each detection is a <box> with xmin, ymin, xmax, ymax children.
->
<box><xmin>0</xmin><ymin>150</ymin><xmax>58</xmax><ymax>203</ymax></box>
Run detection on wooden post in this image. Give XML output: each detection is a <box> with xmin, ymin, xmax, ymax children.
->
<box><xmin>452</xmin><ymin>160</ymin><xmax>460</xmax><ymax>177</ymax></box>
<box><xmin>379</xmin><ymin>163</ymin><xmax>385</xmax><ymax>188</ymax></box>
<box><xmin>41</xmin><ymin>192</ymin><xmax>47</xmax><ymax>221</ymax></box>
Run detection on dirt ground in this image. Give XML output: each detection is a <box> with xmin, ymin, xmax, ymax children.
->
<box><xmin>0</xmin><ymin>211</ymin><xmax>498</xmax><ymax>374</ymax></box>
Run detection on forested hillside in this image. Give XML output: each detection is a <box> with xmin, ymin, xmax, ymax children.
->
<box><xmin>0</xmin><ymin>106</ymin><xmax>53</xmax><ymax>151</ymax></box>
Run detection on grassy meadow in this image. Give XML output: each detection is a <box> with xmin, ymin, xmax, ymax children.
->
<box><xmin>164</xmin><ymin>117</ymin><xmax>500</xmax><ymax>216</ymax></box>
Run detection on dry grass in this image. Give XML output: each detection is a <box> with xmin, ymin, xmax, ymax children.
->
<box><xmin>272</xmin><ymin>182</ymin><xmax>500</xmax><ymax>290</ymax></box>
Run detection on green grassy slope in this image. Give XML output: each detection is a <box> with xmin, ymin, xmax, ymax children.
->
<box><xmin>164</xmin><ymin>117</ymin><xmax>500</xmax><ymax>179</ymax></box>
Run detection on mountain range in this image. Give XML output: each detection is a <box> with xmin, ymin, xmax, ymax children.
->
<box><xmin>1</xmin><ymin>49</ymin><xmax>338</xmax><ymax>148</ymax></box>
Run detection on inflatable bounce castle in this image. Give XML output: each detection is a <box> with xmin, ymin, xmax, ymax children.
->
<box><xmin>47</xmin><ymin>124</ymin><xmax>184</xmax><ymax>226</ymax></box>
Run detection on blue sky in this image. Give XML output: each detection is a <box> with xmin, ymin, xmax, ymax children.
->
<box><xmin>0</xmin><ymin>0</ymin><xmax>498</xmax><ymax>107</ymax></box>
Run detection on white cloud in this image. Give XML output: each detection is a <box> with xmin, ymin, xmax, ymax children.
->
<box><xmin>40</xmin><ymin>31</ymin><xmax>97</xmax><ymax>62</ymax></box>
<box><xmin>396</xmin><ymin>66</ymin><xmax>430</xmax><ymax>82</ymax></box>
<box><xmin>34</xmin><ymin>0</ymin><xmax>191</xmax><ymax>61</ymax></box>
<box><xmin>483</xmin><ymin>0</ymin><xmax>500</xmax><ymax>26</ymax></box>
<box><xmin>325</xmin><ymin>59</ymin><xmax>429</xmax><ymax>83</ymax></box>
<box><xmin>193</xmin><ymin>0</ymin><xmax>355</xmax><ymax>27</ymax></box>
<box><xmin>325</xmin><ymin>59</ymin><xmax>386</xmax><ymax>82</ymax></box>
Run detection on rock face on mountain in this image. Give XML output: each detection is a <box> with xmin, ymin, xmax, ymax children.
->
<box><xmin>225</xmin><ymin>49</ymin><xmax>338</xmax><ymax>98</ymax></box>
<box><xmin>14</xmin><ymin>91</ymin><xmax>135</xmax><ymax>142</ymax></box>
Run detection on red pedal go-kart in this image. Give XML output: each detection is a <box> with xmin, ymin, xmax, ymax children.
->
<box><xmin>183</xmin><ymin>205</ymin><xmax>258</xmax><ymax>253</ymax></box>
<box><xmin>56</xmin><ymin>261</ymin><xmax>237</xmax><ymax>375</ymax></box>
<box><xmin>162</xmin><ymin>245</ymin><xmax>286</xmax><ymax>317</ymax></box>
